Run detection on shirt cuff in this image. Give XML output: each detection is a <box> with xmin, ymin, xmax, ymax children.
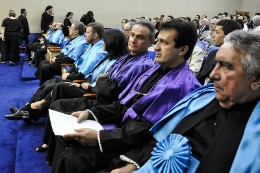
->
<box><xmin>87</xmin><ymin>109</ymin><xmax>98</xmax><ymax>122</ymax></box>
<box><xmin>119</xmin><ymin>155</ymin><xmax>140</xmax><ymax>169</ymax></box>
<box><xmin>97</xmin><ymin>131</ymin><xmax>103</xmax><ymax>152</ymax></box>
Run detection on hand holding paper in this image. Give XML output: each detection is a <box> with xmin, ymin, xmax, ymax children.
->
<box><xmin>63</xmin><ymin>128</ymin><xmax>98</xmax><ymax>146</ymax></box>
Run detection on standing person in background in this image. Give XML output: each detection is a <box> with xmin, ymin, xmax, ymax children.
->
<box><xmin>1</xmin><ymin>10</ymin><xmax>23</xmax><ymax>65</ymax></box>
<box><xmin>80</xmin><ymin>11</ymin><xmax>95</xmax><ymax>27</ymax></box>
<box><xmin>41</xmin><ymin>5</ymin><xmax>54</xmax><ymax>34</ymax></box>
<box><xmin>18</xmin><ymin>9</ymin><xmax>30</xmax><ymax>47</ymax></box>
<box><xmin>63</xmin><ymin>12</ymin><xmax>73</xmax><ymax>37</ymax></box>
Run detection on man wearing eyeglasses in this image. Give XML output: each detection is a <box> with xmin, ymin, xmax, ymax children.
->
<box><xmin>123</xmin><ymin>22</ymin><xmax>134</xmax><ymax>43</ymax></box>
<box><xmin>48</xmin><ymin>19</ymin><xmax>201</xmax><ymax>173</ymax></box>
<box><xmin>198</xmin><ymin>19</ymin><xmax>218</xmax><ymax>44</ymax></box>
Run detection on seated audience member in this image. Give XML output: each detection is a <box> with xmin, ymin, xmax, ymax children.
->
<box><xmin>243</xmin><ymin>14</ymin><xmax>250</xmax><ymax>31</ymax></box>
<box><xmin>44</xmin><ymin>19</ymin><xmax>201</xmax><ymax>172</ymax></box>
<box><xmin>119</xmin><ymin>30</ymin><xmax>260</xmax><ymax>173</ymax></box>
<box><xmin>186</xmin><ymin>17</ymin><xmax>191</xmax><ymax>21</ymax></box>
<box><xmin>152</xmin><ymin>18</ymin><xmax>160</xmax><ymax>42</ymax></box>
<box><xmin>63</xmin><ymin>12</ymin><xmax>73</xmax><ymax>37</ymax></box>
<box><xmin>253</xmin><ymin>15</ymin><xmax>260</xmax><ymax>32</ymax></box>
<box><xmin>192</xmin><ymin>19</ymin><xmax>200</xmax><ymax>36</ymax></box>
<box><xmin>34</xmin><ymin>22</ymin><xmax>90</xmax><ymax>86</ymax></box>
<box><xmin>195</xmin><ymin>15</ymin><xmax>202</xmax><ymax>26</ymax></box>
<box><xmin>167</xmin><ymin>15</ymin><xmax>174</xmax><ymax>21</ymax></box>
<box><xmin>198</xmin><ymin>18</ymin><xmax>209</xmax><ymax>38</ymax></box>
<box><xmin>121</xmin><ymin>19</ymin><xmax>129</xmax><ymax>30</ymax></box>
<box><xmin>232</xmin><ymin>10</ymin><xmax>237</xmax><ymax>19</ymax></box>
<box><xmin>80</xmin><ymin>11</ymin><xmax>95</xmax><ymax>27</ymax></box>
<box><xmin>218</xmin><ymin>13</ymin><xmax>223</xmax><ymax>19</ymax></box>
<box><xmin>238</xmin><ymin>15</ymin><xmax>243</xmax><ymax>20</ymax></box>
<box><xmin>145</xmin><ymin>17</ymin><xmax>151</xmax><ymax>21</ymax></box>
<box><xmin>129</xmin><ymin>19</ymin><xmax>136</xmax><ymax>23</ymax></box>
<box><xmin>198</xmin><ymin>19</ymin><xmax>218</xmax><ymax>45</ymax></box>
<box><xmin>235</xmin><ymin>19</ymin><xmax>244</xmax><ymax>29</ymax></box>
<box><xmin>31</xmin><ymin>23</ymin><xmax>65</xmax><ymax>67</ymax></box>
<box><xmin>187</xmin><ymin>44</ymin><xmax>204</xmax><ymax>76</ymax></box>
<box><xmin>196</xmin><ymin>19</ymin><xmax>241</xmax><ymax>85</ymax></box>
<box><xmin>123</xmin><ymin>22</ymin><xmax>134</xmax><ymax>43</ymax></box>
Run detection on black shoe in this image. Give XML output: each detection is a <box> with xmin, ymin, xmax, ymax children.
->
<box><xmin>24</xmin><ymin>57</ymin><xmax>32</xmax><ymax>61</ymax></box>
<box><xmin>9</xmin><ymin>106</ymin><xmax>20</xmax><ymax>114</ymax></box>
<box><xmin>5</xmin><ymin>110</ymin><xmax>30</xmax><ymax>120</ymax></box>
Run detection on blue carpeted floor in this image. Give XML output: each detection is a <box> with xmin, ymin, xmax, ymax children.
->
<box><xmin>0</xmin><ymin>55</ymin><xmax>51</xmax><ymax>172</ymax></box>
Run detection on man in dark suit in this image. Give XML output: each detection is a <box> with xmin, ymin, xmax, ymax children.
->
<box><xmin>41</xmin><ymin>5</ymin><xmax>54</xmax><ymax>34</ymax></box>
<box><xmin>198</xmin><ymin>18</ymin><xmax>209</xmax><ymax>38</ymax></box>
<box><xmin>18</xmin><ymin>9</ymin><xmax>30</xmax><ymax>47</ymax></box>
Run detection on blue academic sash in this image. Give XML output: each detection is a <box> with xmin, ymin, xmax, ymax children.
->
<box><xmin>60</xmin><ymin>35</ymin><xmax>86</xmax><ymax>56</ymax></box>
<box><xmin>50</xmin><ymin>29</ymin><xmax>64</xmax><ymax>44</ymax></box>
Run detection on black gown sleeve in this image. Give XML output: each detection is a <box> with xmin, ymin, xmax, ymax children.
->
<box><xmin>88</xmin><ymin>101</ymin><xmax>125</xmax><ymax>124</ymax></box>
<box><xmin>54</xmin><ymin>53</ymin><xmax>75</xmax><ymax>64</ymax></box>
<box><xmin>89</xmin><ymin>77</ymin><xmax>120</xmax><ymax>101</ymax></box>
<box><xmin>99</xmin><ymin>120</ymin><xmax>154</xmax><ymax>153</ymax></box>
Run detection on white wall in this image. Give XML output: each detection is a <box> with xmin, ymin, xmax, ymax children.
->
<box><xmin>242</xmin><ymin>0</ymin><xmax>260</xmax><ymax>16</ymax></box>
<box><xmin>0</xmin><ymin>0</ymin><xmax>243</xmax><ymax>33</ymax></box>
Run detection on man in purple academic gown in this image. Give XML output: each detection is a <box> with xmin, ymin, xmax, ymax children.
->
<box><xmin>48</xmin><ymin>19</ymin><xmax>202</xmax><ymax>173</ymax></box>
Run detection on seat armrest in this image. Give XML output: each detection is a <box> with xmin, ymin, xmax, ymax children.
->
<box><xmin>73</xmin><ymin>80</ymin><xmax>86</xmax><ymax>83</ymax></box>
<box><xmin>50</xmin><ymin>49</ymin><xmax>62</xmax><ymax>52</ymax></box>
<box><xmin>60</xmin><ymin>64</ymin><xmax>75</xmax><ymax>67</ymax></box>
<box><xmin>83</xmin><ymin>93</ymin><xmax>97</xmax><ymax>99</ymax></box>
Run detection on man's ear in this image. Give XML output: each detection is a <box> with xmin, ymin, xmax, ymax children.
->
<box><xmin>179</xmin><ymin>45</ymin><xmax>189</xmax><ymax>56</ymax></box>
<box><xmin>251</xmin><ymin>74</ymin><xmax>260</xmax><ymax>90</ymax></box>
<box><xmin>93</xmin><ymin>33</ymin><xmax>98</xmax><ymax>39</ymax></box>
<box><xmin>149</xmin><ymin>38</ymin><xmax>155</xmax><ymax>47</ymax></box>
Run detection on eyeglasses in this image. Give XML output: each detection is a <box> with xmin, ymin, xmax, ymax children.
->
<box><xmin>123</xmin><ymin>29</ymin><xmax>130</xmax><ymax>32</ymax></box>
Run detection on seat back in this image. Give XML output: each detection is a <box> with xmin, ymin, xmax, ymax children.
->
<box><xmin>148</xmin><ymin>45</ymin><xmax>156</xmax><ymax>62</ymax></box>
<box><xmin>196</xmin><ymin>41</ymin><xmax>208</xmax><ymax>53</ymax></box>
<box><xmin>60</xmin><ymin>37</ymin><xmax>70</xmax><ymax>49</ymax></box>
<box><xmin>206</xmin><ymin>44</ymin><xmax>219</xmax><ymax>56</ymax></box>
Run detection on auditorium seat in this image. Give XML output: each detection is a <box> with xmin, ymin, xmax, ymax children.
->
<box><xmin>196</xmin><ymin>41</ymin><xmax>208</xmax><ymax>53</ymax></box>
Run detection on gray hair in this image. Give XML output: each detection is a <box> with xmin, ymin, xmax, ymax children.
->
<box><xmin>224</xmin><ymin>30</ymin><xmax>260</xmax><ymax>79</ymax></box>
<box><xmin>9</xmin><ymin>10</ymin><xmax>16</xmax><ymax>17</ymax></box>
<box><xmin>135</xmin><ymin>19</ymin><xmax>155</xmax><ymax>39</ymax></box>
<box><xmin>211</xmin><ymin>18</ymin><xmax>218</xmax><ymax>23</ymax></box>
<box><xmin>128</xmin><ymin>22</ymin><xmax>135</xmax><ymax>31</ymax></box>
<box><xmin>252</xmin><ymin>16</ymin><xmax>260</xmax><ymax>26</ymax></box>
<box><xmin>73</xmin><ymin>21</ymin><xmax>85</xmax><ymax>35</ymax></box>
<box><xmin>203</xmin><ymin>18</ymin><xmax>208</xmax><ymax>23</ymax></box>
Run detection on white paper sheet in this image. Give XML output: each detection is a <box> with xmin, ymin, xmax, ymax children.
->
<box><xmin>49</xmin><ymin>109</ymin><xmax>104</xmax><ymax>136</ymax></box>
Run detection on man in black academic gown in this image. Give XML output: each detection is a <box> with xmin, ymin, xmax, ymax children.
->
<box><xmin>41</xmin><ymin>5</ymin><xmax>54</xmax><ymax>34</ymax></box>
<box><xmin>18</xmin><ymin>9</ymin><xmax>30</xmax><ymax>47</ymax></box>
<box><xmin>197</xmin><ymin>19</ymin><xmax>241</xmax><ymax>85</ymax></box>
<box><xmin>111</xmin><ymin>30</ymin><xmax>260</xmax><ymax>173</ymax></box>
<box><xmin>47</xmin><ymin>19</ymin><xmax>201</xmax><ymax>173</ymax></box>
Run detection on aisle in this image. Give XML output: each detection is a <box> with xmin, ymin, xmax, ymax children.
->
<box><xmin>0</xmin><ymin>58</ymin><xmax>51</xmax><ymax>173</ymax></box>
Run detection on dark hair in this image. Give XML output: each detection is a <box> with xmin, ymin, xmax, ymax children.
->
<box><xmin>186</xmin><ymin>17</ymin><xmax>191</xmax><ymax>21</ymax></box>
<box><xmin>122</xmin><ymin>19</ymin><xmax>129</xmax><ymax>23</ymax></box>
<box><xmin>168</xmin><ymin>15</ymin><xmax>174</xmax><ymax>20</ymax></box>
<box><xmin>223</xmin><ymin>12</ymin><xmax>228</xmax><ymax>17</ymax></box>
<box><xmin>85</xmin><ymin>11</ymin><xmax>94</xmax><ymax>22</ymax></box>
<box><xmin>196</xmin><ymin>15</ymin><xmax>200</xmax><ymax>19</ymax></box>
<box><xmin>141</xmin><ymin>17</ymin><xmax>145</xmax><ymax>19</ymax></box>
<box><xmin>218</xmin><ymin>13</ymin><xmax>223</xmax><ymax>16</ymax></box>
<box><xmin>45</xmin><ymin>5</ymin><xmax>53</xmax><ymax>11</ymax></box>
<box><xmin>244</xmin><ymin>14</ymin><xmax>250</xmax><ymax>22</ymax></box>
<box><xmin>192</xmin><ymin>19</ymin><xmax>200</xmax><ymax>29</ymax></box>
<box><xmin>233</xmin><ymin>10</ymin><xmax>237</xmax><ymax>15</ymax></box>
<box><xmin>160</xmin><ymin>15</ymin><xmax>164</xmax><ymax>17</ymax></box>
<box><xmin>160</xmin><ymin>19</ymin><xmax>197</xmax><ymax>60</ymax></box>
<box><xmin>203</xmin><ymin>15</ymin><xmax>207</xmax><ymax>18</ymax></box>
<box><xmin>212</xmin><ymin>16</ymin><xmax>219</xmax><ymax>19</ymax></box>
<box><xmin>103</xmin><ymin>29</ymin><xmax>129</xmax><ymax>58</ymax></box>
<box><xmin>87</xmin><ymin>22</ymin><xmax>104</xmax><ymax>39</ymax></box>
<box><xmin>130</xmin><ymin>19</ymin><xmax>136</xmax><ymax>23</ymax></box>
<box><xmin>239</xmin><ymin>13</ymin><xmax>243</xmax><ymax>16</ymax></box>
<box><xmin>49</xmin><ymin>22</ymin><xmax>54</xmax><ymax>26</ymax></box>
<box><xmin>255</xmin><ymin>13</ymin><xmax>260</xmax><ymax>16</ymax></box>
<box><xmin>216</xmin><ymin>19</ymin><xmax>242</xmax><ymax>35</ymax></box>
<box><xmin>66</xmin><ymin>12</ymin><xmax>73</xmax><ymax>17</ymax></box>
<box><xmin>21</xmin><ymin>9</ymin><xmax>26</xmax><ymax>14</ymax></box>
